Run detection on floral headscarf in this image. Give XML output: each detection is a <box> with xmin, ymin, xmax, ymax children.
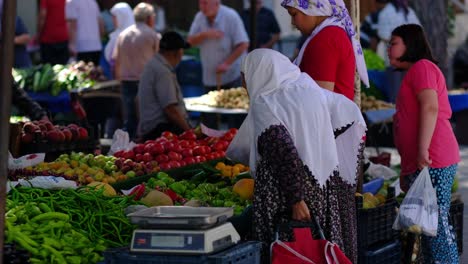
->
<box><xmin>281</xmin><ymin>0</ymin><xmax>369</xmax><ymax>87</ymax></box>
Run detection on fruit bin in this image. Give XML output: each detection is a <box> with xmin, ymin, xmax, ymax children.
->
<box><xmin>359</xmin><ymin>240</ymin><xmax>401</xmax><ymax>264</ymax></box>
<box><xmin>102</xmin><ymin>241</ymin><xmax>262</xmax><ymax>264</ymax></box>
<box><xmin>356</xmin><ymin>187</ymin><xmax>399</xmax><ymax>253</ymax></box>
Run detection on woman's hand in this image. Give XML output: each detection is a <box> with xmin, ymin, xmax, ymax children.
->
<box><xmin>292</xmin><ymin>200</ymin><xmax>311</xmax><ymax>221</ymax></box>
<box><xmin>417</xmin><ymin>149</ymin><xmax>432</xmax><ymax>169</ymax></box>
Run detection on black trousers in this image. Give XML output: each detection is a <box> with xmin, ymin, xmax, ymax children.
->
<box><xmin>40</xmin><ymin>42</ymin><xmax>69</xmax><ymax>65</ymax></box>
<box><xmin>77</xmin><ymin>51</ymin><xmax>101</xmax><ymax>66</ymax></box>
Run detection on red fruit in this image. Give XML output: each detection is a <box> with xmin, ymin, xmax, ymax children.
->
<box><xmin>162</xmin><ymin>141</ymin><xmax>174</xmax><ymax>152</ymax></box>
<box><xmin>179</xmin><ymin>130</ymin><xmax>197</xmax><ymax>141</ymax></box>
<box><xmin>193</xmin><ymin>146</ymin><xmax>206</xmax><ymax>156</ymax></box>
<box><xmin>181</xmin><ymin>148</ymin><xmax>193</xmax><ymax>157</ymax></box>
<box><xmin>159</xmin><ymin>162</ymin><xmax>172</xmax><ymax>171</ymax></box>
<box><xmin>142</xmin><ymin>152</ymin><xmax>153</xmax><ymax>162</ymax></box>
<box><xmin>221</xmin><ymin>132</ymin><xmax>235</xmax><ymax>141</ymax></box>
<box><xmin>46</xmin><ymin>130</ymin><xmax>61</xmax><ymax>143</ymax></box>
<box><xmin>114</xmin><ymin>158</ymin><xmax>124</xmax><ymax>168</ymax></box>
<box><xmin>133</xmin><ymin>144</ymin><xmax>145</xmax><ymax>154</ymax></box>
<box><xmin>161</xmin><ymin>131</ymin><xmax>177</xmax><ymax>140</ymax></box>
<box><xmin>39</xmin><ymin>124</ymin><xmax>48</xmax><ymax>132</ymax></box>
<box><xmin>203</xmin><ymin>146</ymin><xmax>212</xmax><ymax>154</ymax></box>
<box><xmin>62</xmin><ymin>129</ymin><xmax>73</xmax><ymax>142</ymax></box>
<box><xmin>217</xmin><ymin>151</ymin><xmax>226</xmax><ymax>158</ymax></box>
<box><xmin>23</xmin><ymin>122</ymin><xmax>37</xmax><ymax>133</ymax></box>
<box><xmin>44</xmin><ymin>122</ymin><xmax>54</xmax><ymax>131</ymax></box>
<box><xmin>194</xmin><ymin>156</ymin><xmax>206</xmax><ymax>163</ymax></box>
<box><xmin>183</xmin><ymin>157</ymin><xmax>196</xmax><ymax>165</ymax></box>
<box><xmin>77</xmin><ymin>127</ymin><xmax>88</xmax><ymax>140</ymax></box>
<box><xmin>155</xmin><ymin>154</ymin><xmax>169</xmax><ymax>164</ymax></box>
<box><xmin>135</xmin><ymin>153</ymin><xmax>143</xmax><ymax>162</ymax></box>
<box><xmin>144</xmin><ymin>140</ymin><xmax>155</xmax><ymax>144</ymax></box>
<box><xmin>151</xmin><ymin>143</ymin><xmax>165</xmax><ymax>156</ymax></box>
<box><xmin>167</xmin><ymin>151</ymin><xmax>182</xmax><ymax>161</ymax></box>
<box><xmin>170</xmin><ymin>144</ymin><xmax>184</xmax><ymax>153</ymax></box>
<box><xmin>57</xmin><ymin>131</ymin><xmax>66</xmax><ymax>142</ymax></box>
<box><xmin>228</xmin><ymin>128</ymin><xmax>238</xmax><ymax>134</ymax></box>
<box><xmin>67</xmin><ymin>123</ymin><xmax>79</xmax><ymax>129</ymax></box>
<box><xmin>69</xmin><ymin>128</ymin><xmax>79</xmax><ymax>141</ymax></box>
<box><xmin>206</xmin><ymin>153</ymin><xmax>216</xmax><ymax>160</ymax></box>
<box><xmin>168</xmin><ymin>160</ymin><xmax>181</xmax><ymax>169</ymax></box>
<box><xmin>114</xmin><ymin>150</ymin><xmax>124</xmax><ymax>158</ymax></box>
<box><xmin>155</xmin><ymin>137</ymin><xmax>168</xmax><ymax>144</ymax></box>
<box><xmin>21</xmin><ymin>133</ymin><xmax>34</xmax><ymax>144</ymax></box>
<box><xmin>123</xmin><ymin>150</ymin><xmax>135</xmax><ymax>160</ymax></box>
<box><xmin>179</xmin><ymin>160</ymin><xmax>187</xmax><ymax>167</ymax></box>
<box><xmin>179</xmin><ymin>140</ymin><xmax>190</xmax><ymax>148</ymax></box>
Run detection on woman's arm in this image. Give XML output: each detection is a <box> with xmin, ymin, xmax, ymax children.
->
<box><xmin>417</xmin><ymin>89</ymin><xmax>438</xmax><ymax>168</ymax></box>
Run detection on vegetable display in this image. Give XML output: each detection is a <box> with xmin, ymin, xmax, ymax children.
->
<box><xmin>190</xmin><ymin>87</ymin><xmax>249</xmax><ymax>109</ymax></box>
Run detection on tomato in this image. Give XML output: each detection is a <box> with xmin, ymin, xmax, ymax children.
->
<box><xmin>217</xmin><ymin>151</ymin><xmax>226</xmax><ymax>158</ymax></box>
<box><xmin>135</xmin><ymin>153</ymin><xmax>143</xmax><ymax>162</ymax></box>
<box><xmin>159</xmin><ymin>162</ymin><xmax>172</xmax><ymax>170</ymax></box>
<box><xmin>144</xmin><ymin>143</ymin><xmax>154</xmax><ymax>154</ymax></box>
<box><xmin>203</xmin><ymin>146</ymin><xmax>212</xmax><ymax>154</ymax></box>
<box><xmin>142</xmin><ymin>152</ymin><xmax>153</xmax><ymax>162</ymax></box>
<box><xmin>178</xmin><ymin>140</ymin><xmax>190</xmax><ymax>148</ymax></box>
<box><xmin>228</xmin><ymin>128</ymin><xmax>238</xmax><ymax>134</ymax></box>
<box><xmin>162</xmin><ymin>131</ymin><xmax>177</xmax><ymax>140</ymax></box>
<box><xmin>212</xmin><ymin>140</ymin><xmax>229</xmax><ymax>151</ymax></box>
<box><xmin>183</xmin><ymin>157</ymin><xmax>196</xmax><ymax>165</ymax></box>
<box><xmin>162</xmin><ymin>141</ymin><xmax>174</xmax><ymax>152</ymax></box>
<box><xmin>181</xmin><ymin>148</ymin><xmax>193</xmax><ymax>157</ymax></box>
<box><xmin>171</xmin><ymin>143</ymin><xmax>184</xmax><ymax>153</ymax></box>
<box><xmin>193</xmin><ymin>146</ymin><xmax>206</xmax><ymax>156</ymax></box>
<box><xmin>155</xmin><ymin>154</ymin><xmax>169</xmax><ymax>164</ymax></box>
<box><xmin>206</xmin><ymin>153</ymin><xmax>217</xmax><ymax>160</ymax></box>
<box><xmin>194</xmin><ymin>156</ymin><xmax>206</xmax><ymax>163</ymax></box>
<box><xmin>179</xmin><ymin>160</ymin><xmax>187</xmax><ymax>167</ymax></box>
<box><xmin>123</xmin><ymin>150</ymin><xmax>135</xmax><ymax>160</ymax></box>
<box><xmin>179</xmin><ymin>130</ymin><xmax>197</xmax><ymax>141</ymax></box>
<box><xmin>221</xmin><ymin>132</ymin><xmax>235</xmax><ymax>141</ymax></box>
<box><xmin>168</xmin><ymin>160</ymin><xmax>181</xmax><ymax>169</ymax></box>
<box><xmin>168</xmin><ymin>151</ymin><xmax>182</xmax><ymax>161</ymax></box>
<box><xmin>133</xmin><ymin>144</ymin><xmax>145</xmax><ymax>154</ymax></box>
<box><xmin>155</xmin><ymin>137</ymin><xmax>168</xmax><ymax>144</ymax></box>
<box><xmin>150</xmin><ymin>143</ymin><xmax>165</xmax><ymax>156</ymax></box>
<box><xmin>113</xmin><ymin>150</ymin><xmax>124</xmax><ymax>158</ymax></box>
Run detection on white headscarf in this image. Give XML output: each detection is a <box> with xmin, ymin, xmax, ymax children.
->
<box><xmin>227</xmin><ymin>49</ymin><xmax>366</xmax><ymax>186</ymax></box>
<box><xmin>282</xmin><ymin>0</ymin><xmax>369</xmax><ymax>87</ymax></box>
<box><xmin>104</xmin><ymin>2</ymin><xmax>135</xmax><ymax>63</ymax></box>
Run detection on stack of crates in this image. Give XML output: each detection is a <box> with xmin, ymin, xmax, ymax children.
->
<box><xmin>176</xmin><ymin>58</ymin><xmax>204</xmax><ymax>119</ymax></box>
<box><xmin>356</xmin><ymin>187</ymin><xmax>400</xmax><ymax>264</ymax></box>
<box><xmin>103</xmin><ymin>241</ymin><xmax>262</xmax><ymax>264</ymax></box>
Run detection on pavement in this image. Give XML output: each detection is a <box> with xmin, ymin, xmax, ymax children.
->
<box><xmin>366</xmin><ymin>146</ymin><xmax>468</xmax><ymax>262</ymax></box>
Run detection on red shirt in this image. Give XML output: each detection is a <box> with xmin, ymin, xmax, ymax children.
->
<box><xmin>394</xmin><ymin>59</ymin><xmax>459</xmax><ymax>175</ymax></box>
<box><xmin>299</xmin><ymin>26</ymin><xmax>356</xmax><ymax>101</ymax></box>
<box><xmin>39</xmin><ymin>0</ymin><xmax>68</xmax><ymax>43</ymax></box>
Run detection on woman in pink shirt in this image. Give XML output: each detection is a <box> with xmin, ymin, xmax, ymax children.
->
<box><xmin>389</xmin><ymin>24</ymin><xmax>459</xmax><ymax>263</ymax></box>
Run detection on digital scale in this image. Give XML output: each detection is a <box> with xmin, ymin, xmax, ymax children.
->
<box><xmin>127</xmin><ymin>206</ymin><xmax>240</xmax><ymax>254</ymax></box>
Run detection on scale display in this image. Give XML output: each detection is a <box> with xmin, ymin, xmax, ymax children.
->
<box><xmin>130</xmin><ymin>223</ymin><xmax>240</xmax><ymax>254</ymax></box>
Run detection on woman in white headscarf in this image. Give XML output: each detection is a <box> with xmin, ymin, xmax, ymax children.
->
<box><xmin>104</xmin><ymin>2</ymin><xmax>135</xmax><ymax>65</ymax></box>
<box><xmin>282</xmin><ymin>0</ymin><xmax>369</xmax><ymax>101</ymax></box>
<box><xmin>228</xmin><ymin>49</ymin><xmax>366</xmax><ymax>262</ymax></box>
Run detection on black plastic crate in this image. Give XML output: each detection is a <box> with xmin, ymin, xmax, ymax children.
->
<box><xmin>359</xmin><ymin>240</ymin><xmax>401</xmax><ymax>264</ymax></box>
<box><xmin>356</xmin><ymin>188</ymin><xmax>399</xmax><ymax>252</ymax></box>
<box><xmin>103</xmin><ymin>241</ymin><xmax>262</xmax><ymax>264</ymax></box>
<box><xmin>449</xmin><ymin>199</ymin><xmax>464</xmax><ymax>254</ymax></box>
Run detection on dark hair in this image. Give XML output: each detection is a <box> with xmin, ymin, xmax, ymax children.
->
<box><xmin>391</xmin><ymin>24</ymin><xmax>438</xmax><ymax>64</ymax></box>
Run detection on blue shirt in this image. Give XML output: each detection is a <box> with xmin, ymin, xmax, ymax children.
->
<box><xmin>189</xmin><ymin>5</ymin><xmax>249</xmax><ymax>86</ymax></box>
<box><xmin>14</xmin><ymin>16</ymin><xmax>32</xmax><ymax>69</ymax></box>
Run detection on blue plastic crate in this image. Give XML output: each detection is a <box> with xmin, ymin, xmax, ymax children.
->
<box><xmin>103</xmin><ymin>241</ymin><xmax>262</xmax><ymax>264</ymax></box>
<box><xmin>176</xmin><ymin>59</ymin><xmax>203</xmax><ymax>86</ymax></box>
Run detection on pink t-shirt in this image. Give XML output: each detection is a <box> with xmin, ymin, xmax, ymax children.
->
<box><xmin>394</xmin><ymin>59</ymin><xmax>459</xmax><ymax>175</ymax></box>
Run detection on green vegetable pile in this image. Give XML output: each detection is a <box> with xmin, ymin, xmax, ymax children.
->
<box><xmin>363</xmin><ymin>49</ymin><xmax>386</xmax><ymax>71</ymax></box>
<box><xmin>12</xmin><ymin>61</ymin><xmax>104</xmax><ymax>96</ymax></box>
<box><xmin>6</xmin><ymin>187</ymin><xmax>139</xmax><ymax>263</ymax></box>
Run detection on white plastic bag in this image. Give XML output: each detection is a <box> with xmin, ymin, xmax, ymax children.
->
<box><xmin>18</xmin><ymin>176</ymin><xmax>77</xmax><ymax>190</ymax></box>
<box><xmin>393</xmin><ymin>167</ymin><xmax>438</xmax><ymax>236</ymax></box>
<box><xmin>108</xmin><ymin>129</ymin><xmax>136</xmax><ymax>155</ymax></box>
<box><xmin>366</xmin><ymin>161</ymin><xmax>397</xmax><ymax>180</ymax></box>
<box><xmin>8</xmin><ymin>152</ymin><xmax>45</xmax><ymax>170</ymax></box>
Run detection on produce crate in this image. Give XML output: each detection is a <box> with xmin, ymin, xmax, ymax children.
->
<box><xmin>449</xmin><ymin>199</ymin><xmax>464</xmax><ymax>254</ymax></box>
<box><xmin>356</xmin><ymin>187</ymin><xmax>399</xmax><ymax>253</ymax></box>
<box><xmin>103</xmin><ymin>241</ymin><xmax>262</xmax><ymax>264</ymax></box>
<box><xmin>359</xmin><ymin>240</ymin><xmax>401</xmax><ymax>264</ymax></box>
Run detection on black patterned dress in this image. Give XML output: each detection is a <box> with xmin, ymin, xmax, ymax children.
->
<box><xmin>252</xmin><ymin>124</ymin><xmax>359</xmax><ymax>263</ymax></box>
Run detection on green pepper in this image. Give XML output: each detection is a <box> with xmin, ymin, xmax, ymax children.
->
<box><xmin>223</xmin><ymin>201</ymin><xmax>236</xmax><ymax>207</ymax></box>
<box><xmin>43</xmin><ymin>244</ymin><xmax>66</xmax><ymax>263</ymax></box>
<box><xmin>211</xmin><ymin>200</ymin><xmax>224</xmax><ymax>207</ymax></box>
<box><xmin>169</xmin><ymin>182</ymin><xmax>187</xmax><ymax>195</ymax></box>
<box><xmin>156</xmin><ymin>172</ymin><xmax>170</xmax><ymax>180</ymax></box>
<box><xmin>30</xmin><ymin>212</ymin><xmax>69</xmax><ymax>223</ymax></box>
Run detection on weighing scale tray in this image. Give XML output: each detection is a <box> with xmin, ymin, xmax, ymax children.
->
<box><xmin>128</xmin><ymin>206</ymin><xmax>233</xmax><ymax>229</ymax></box>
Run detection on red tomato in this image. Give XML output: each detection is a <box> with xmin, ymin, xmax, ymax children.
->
<box><xmin>168</xmin><ymin>151</ymin><xmax>182</xmax><ymax>161</ymax></box>
<box><xmin>181</xmin><ymin>148</ymin><xmax>193</xmax><ymax>157</ymax></box>
<box><xmin>194</xmin><ymin>156</ymin><xmax>206</xmax><ymax>163</ymax></box>
<box><xmin>113</xmin><ymin>150</ymin><xmax>124</xmax><ymax>158</ymax></box>
<box><xmin>144</xmin><ymin>143</ymin><xmax>154</xmax><ymax>154</ymax></box>
<box><xmin>171</xmin><ymin>144</ymin><xmax>184</xmax><ymax>153</ymax></box>
<box><xmin>168</xmin><ymin>160</ymin><xmax>181</xmax><ymax>168</ymax></box>
<box><xmin>123</xmin><ymin>150</ymin><xmax>135</xmax><ymax>160</ymax></box>
<box><xmin>155</xmin><ymin>137</ymin><xmax>168</xmax><ymax>144</ymax></box>
<box><xmin>162</xmin><ymin>131</ymin><xmax>177</xmax><ymax>140</ymax></box>
<box><xmin>162</xmin><ymin>141</ymin><xmax>174</xmax><ymax>152</ymax></box>
<box><xmin>133</xmin><ymin>144</ymin><xmax>145</xmax><ymax>154</ymax></box>
<box><xmin>135</xmin><ymin>153</ymin><xmax>143</xmax><ymax>162</ymax></box>
<box><xmin>155</xmin><ymin>154</ymin><xmax>169</xmax><ymax>164</ymax></box>
<box><xmin>206</xmin><ymin>153</ymin><xmax>217</xmax><ymax>160</ymax></box>
<box><xmin>221</xmin><ymin>132</ymin><xmax>235</xmax><ymax>141</ymax></box>
<box><xmin>183</xmin><ymin>157</ymin><xmax>196</xmax><ymax>165</ymax></box>
<box><xmin>159</xmin><ymin>162</ymin><xmax>172</xmax><ymax>170</ymax></box>
<box><xmin>179</xmin><ymin>130</ymin><xmax>197</xmax><ymax>141</ymax></box>
<box><xmin>203</xmin><ymin>146</ymin><xmax>212</xmax><ymax>154</ymax></box>
<box><xmin>228</xmin><ymin>128</ymin><xmax>238</xmax><ymax>134</ymax></box>
<box><xmin>193</xmin><ymin>146</ymin><xmax>206</xmax><ymax>156</ymax></box>
<box><xmin>217</xmin><ymin>151</ymin><xmax>226</xmax><ymax>158</ymax></box>
<box><xmin>144</xmin><ymin>140</ymin><xmax>155</xmax><ymax>144</ymax></box>
<box><xmin>178</xmin><ymin>140</ymin><xmax>190</xmax><ymax>148</ymax></box>
<box><xmin>142</xmin><ymin>152</ymin><xmax>153</xmax><ymax>162</ymax></box>
<box><xmin>212</xmin><ymin>140</ymin><xmax>228</xmax><ymax>151</ymax></box>
<box><xmin>179</xmin><ymin>160</ymin><xmax>187</xmax><ymax>167</ymax></box>
<box><xmin>151</xmin><ymin>143</ymin><xmax>165</xmax><ymax>156</ymax></box>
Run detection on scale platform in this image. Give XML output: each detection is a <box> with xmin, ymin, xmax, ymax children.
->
<box><xmin>130</xmin><ymin>222</ymin><xmax>240</xmax><ymax>254</ymax></box>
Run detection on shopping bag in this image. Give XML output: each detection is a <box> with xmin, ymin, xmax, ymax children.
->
<box><xmin>270</xmin><ymin>221</ymin><xmax>351</xmax><ymax>264</ymax></box>
<box><xmin>393</xmin><ymin>167</ymin><xmax>438</xmax><ymax>236</ymax></box>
